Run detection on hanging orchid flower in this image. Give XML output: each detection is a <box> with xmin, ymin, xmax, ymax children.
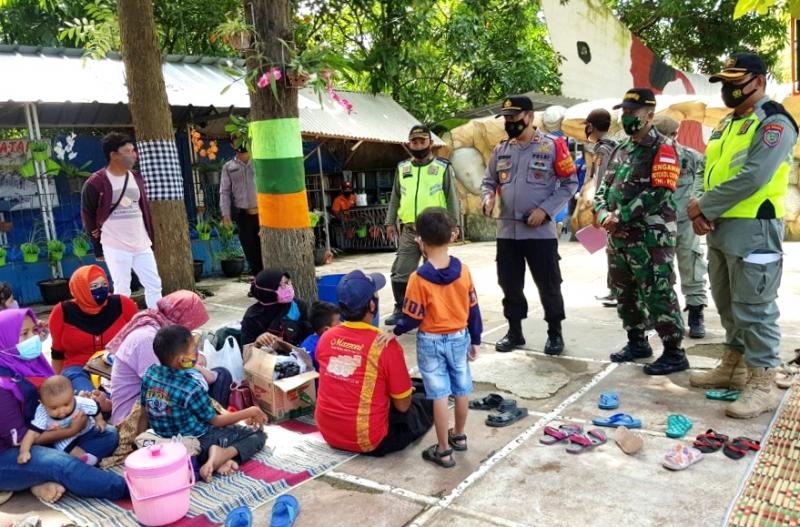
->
<box><xmin>257</xmin><ymin>67</ymin><xmax>283</xmax><ymax>89</ymax></box>
<box><xmin>326</xmin><ymin>81</ymin><xmax>353</xmax><ymax>115</ymax></box>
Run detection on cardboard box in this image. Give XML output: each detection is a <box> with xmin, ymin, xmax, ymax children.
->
<box><xmin>243</xmin><ymin>343</ymin><xmax>319</xmax><ymax>422</ymax></box>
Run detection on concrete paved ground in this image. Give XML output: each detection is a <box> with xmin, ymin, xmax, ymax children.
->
<box><xmin>3</xmin><ymin>238</ymin><xmax>799</xmax><ymax>527</ymax></box>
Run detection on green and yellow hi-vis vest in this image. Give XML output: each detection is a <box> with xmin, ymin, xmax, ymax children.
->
<box><xmin>397</xmin><ymin>158</ymin><xmax>449</xmax><ymax>224</ymax></box>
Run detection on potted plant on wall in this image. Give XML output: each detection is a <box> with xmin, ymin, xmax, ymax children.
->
<box><xmin>192</xmin><ymin>159</ymin><xmax>224</xmax><ymax>187</ymax></box>
<box><xmin>37</xmin><ymin>239</ymin><xmax>70</xmax><ymax>305</ymax></box>
<box><xmin>194</xmin><ymin>214</ymin><xmax>213</xmax><ymax>241</ymax></box>
<box><xmin>20</xmin><ymin>241</ymin><xmax>40</xmax><ymax>264</ymax></box>
<box><xmin>71</xmin><ymin>232</ymin><xmax>92</xmax><ymax>259</ymax></box>
<box><xmin>28</xmin><ymin>140</ymin><xmax>50</xmax><ymax>161</ymax></box>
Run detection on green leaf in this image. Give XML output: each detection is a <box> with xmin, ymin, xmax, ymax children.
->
<box><xmin>789</xmin><ymin>0</ymin><xmax>800</xmax><ymax>18</ymax></box>
<box><xmin>733</xmin><ymin>0</ymin><xmax>760</xmax><ymax>19</ymax></box>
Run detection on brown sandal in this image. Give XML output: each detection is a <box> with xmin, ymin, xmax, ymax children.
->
<box><xmin>422</xmin><ymin>444</ymin><xmax>456</xmax><ymax>468</ymax></box>
<box><xmin>448</xmin><ymin>429</ymin><xmax>468</xmax><ymax>451</ymax></box>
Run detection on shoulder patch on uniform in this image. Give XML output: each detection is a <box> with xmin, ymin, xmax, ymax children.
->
<box><xmin>651</xmin><ymin>143</ymin><xmax>680</xmax><ymax>191</ymax></box>
<box><xmin>761</xmin><ymin>123</ymin><xmax>784</xmax><ymax>148</ymax></box>
<box><xmin>762</xmin><ymin>100</ymin><xmax>800</xmax><ymax>134</ymax></box>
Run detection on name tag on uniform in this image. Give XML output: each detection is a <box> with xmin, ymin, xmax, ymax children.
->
<box><xmin>428</xmin><ymin>164</ymin><xmax>439</xmax><ymax>175</ymax></box>
<box><xmin>402</xmin><ymin>165</ymin><xmax>412</xmax><ymax>178</ymax></box>
<box><xmin>120</xmin><ymin>196</ymin><xmax>133</xmax><ymax>208</ymax></box>
<box><xmin>497</xmin><ymin>158</ymin><xmax>512</xmax><ymax>170</ymax></box>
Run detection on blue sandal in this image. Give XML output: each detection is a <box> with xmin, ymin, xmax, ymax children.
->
<box><xmin>598</xmin><ymin>392</ymin><xmax>619</xmax><ymax>410</ymax></box>
<box><xmin>592</xmin><ymin>413</ymin><xmax>642</xmax><ymax>429</ymax></box>
<box><xmin>226</xmin><ymin>506</ymin><xmax>252</xmax><ymax>527</ymax></box>
<box><xmin>271</xmin><ymin>495</ymin><xmax>300</xmax><ymax>527</ymax></box>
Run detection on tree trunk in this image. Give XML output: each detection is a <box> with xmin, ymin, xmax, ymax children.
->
<box><xmin>245</xmin><ymin>0</ymin><xmax>317</xmax><ymax>303</ymax></box>
<box><xmin>117</xmin><ymin>0</ymin><xmax>194</xmax><ymax>293</ymax></box>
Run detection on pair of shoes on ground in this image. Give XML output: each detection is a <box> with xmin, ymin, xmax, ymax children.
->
<box><xmin>610</xmin><ymin>339</ymin><xmax>689</xmax><ymax>376</ymax></box>
<box><xmin>422</xmin><ymin>428</ymin><xmax>468</xmax><ymax>468</ymax></box>
<box><xmin>539</xmin><ymin>423</ymin><xmax>607</xmax><ymax>454</ymax></box>
<box><xmin>226</xmin><ymin>496</ymin><xmax>299</xmax><ymax>527</ymax></box>
<box><xmin>469</xmin><ymin>393</ymin><xmax>529</xmax><ymax>428</ymax></box>
<box><xmin>692</xmin><ymin>429</ymin><xmax>760</xmax><ymax>460</ymax></box>
<box><xmin>495</xmin><ymin>331</ymin><xmax>564</xmax><ymax>356</ymax></box>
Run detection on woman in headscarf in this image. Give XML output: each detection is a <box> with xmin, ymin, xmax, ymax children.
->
<box><xmin>49</xmin><ymin>265</ymin><xmax>138</xmax><ymax>393</ymax></box>
<box><xmin>241</xmin><ymin>269</ymin><xmax>312</xmax><ymax>347</ymax></box>
<box><xmin>108</xmin><ymin>290</ymin><xmax>231</xmax><ymax>426</ymax></box>
<box><xmin>0</xmin><ymin>309</ymin><xmax>128</xmax><ymax>504</ymax></box>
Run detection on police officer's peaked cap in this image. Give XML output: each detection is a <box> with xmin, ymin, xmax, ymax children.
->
<box><xmin>613</xmin><ymin>88</ymin><xmax>657</xmax><ymax>110</ymax></box>
<box><xmin>709</xmin><ymin>53</ymin><xmax>767</xmax><ymax>83</ymax></box>
<box><xmin>408</xmin><ymin>125</ymin><xmax>431</xmax><ymax>139</ymax></box>
<box><xmin>496</xmin><ymin>95</ymin><xmax>534</xmax><ymax>117</ymax></box>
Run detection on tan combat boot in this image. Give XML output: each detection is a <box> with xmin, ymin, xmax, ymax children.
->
<box><xmin>689</xmin><ymin>349</ymin><xmax>748</xmax><ymax>390</ymax></box>
<box><xmin>725</xmin><ymin>367</ymin><xmax>781</xmax><ymax>419</ymax></box>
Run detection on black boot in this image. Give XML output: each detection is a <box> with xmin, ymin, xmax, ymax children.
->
<box><xmin>610</xmin><ymin>330</ymin><xmax>653</xmax><ymax>363</ymax></box>
<box><xmin>544</xmin><ymin>323</ymin><xmax>564</xmax><ymax>356</ymax></box>
<box><xmin>644</xmin><ymin>343</ymin><xmax>690</xmax><ymax>375</ymax></box>
<box><xmin>687</xmin><ymin>305</ymin><xmax>706</xmax><ymax>339</ymax></box>
<box><xmin>384</xmin><ymin>281</ymin><xmax>407</xmax><ymax>326</ymax></box>
<box><xmin>496</xmin><ymin>319</ymin><xmax>525</xmax><ymax>352</ymax></box>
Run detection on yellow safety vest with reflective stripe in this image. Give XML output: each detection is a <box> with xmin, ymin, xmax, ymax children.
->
<box><xmin>397</xmin><ymin>158</ymin><xmax>449</xmax><ymax>224</ymax></box>
<box><xmin>704</xmin><ymin>113</ymin><xmax>788</xmax><ymax>219</ymax></box>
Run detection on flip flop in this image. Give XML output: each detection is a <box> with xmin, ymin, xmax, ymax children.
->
<box><xmin>270</xmin><ymin>495</ymin><xmax>300</xmax><ymax>527</ymax></box>
<box><xmin>723</xmin><ymin>437</ymin><xmax>761</xmax><ymax>461</ymax></box>
<box><xmin>662</xmin><ymin>444</ymin><xmax>703</xmax><ymax>471</ymax></box>
<box><xmin>592</xmin><ymin>413</ymin><xmax>641</xmax><ymax>429</ymax></box>
<box><xmin>706</xmin><ymin>389</ymin><xmax>740</xmax><ymax>401</ymax></box>
<box><xmin>486</xmin><ymin>406</ymin><xmax>528</xmax><ymax>428</ymax></box>
<box><xmin>775</xmin><ymin>363</ymin><xmax>799</xmax><ymax>389</ymax></box>
<box><xmin>469</xmin><ymin>393</ymin><xmax>515</xmax><ymax>411</ymax></box>
<box><xmin>226</xmin><ymin>506</ymin><xmax>253</xmax><ymax>527</ymax></box>
<box><xmin>612</xmin><ymin>426</ymin><xmax>644</xmax><ymax>455</ymax></box>
<box><xmin>539</xmin><ymin>423</ymin><xmax>583</xmax><ymax>445</ymax></box>
<box><xmin>422</xmin><ymin>444</ymin><xmax>456</xmax><ymax>468</ymax></box>
<box><xmin>598</xmin><ymin>392</ymin><xmax>619</xmax><ymax>410</ymax></box>
<box><xmin>666</xmin><ymin>414</ymin><xmax>693</xmax><ymax>439</ymax></box>
<box><xmin>566</xmin><ymin>429</ymin><xmax>607</xmax><ymax>454</ymax></box>
<box><xmin>693</xmin><ymin>430</ymin><xmax>729</xmax><ymax>454</ymax></box>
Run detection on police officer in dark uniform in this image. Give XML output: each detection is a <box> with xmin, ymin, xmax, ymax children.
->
<box><xmin>481</xmin><ymin>95</ymin><xmax>579</xmax><ymax>355</ymax></box>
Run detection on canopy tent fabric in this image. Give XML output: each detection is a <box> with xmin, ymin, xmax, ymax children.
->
<box><xmin>0</xmin><ymin>45</ymin><xmax>441</xmax><ymax>145</ymax></box>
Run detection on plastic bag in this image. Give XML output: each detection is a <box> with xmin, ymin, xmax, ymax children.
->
<box><xmin>204</xmin><ymin>335</ymin><xmax>245</xmax><ymax>382</ymax></box>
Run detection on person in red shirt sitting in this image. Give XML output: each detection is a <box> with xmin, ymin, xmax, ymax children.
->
<box><xmin>49</xmin><ymin>265</ymin><xmax>138</xmax><ymax>393</ymax></box>
<box><xmin>331</xmin><ymin>181</ymin><xmax>356</xmax><ymax>217</ymax></box>
<box><xmin>315</xmin><ymin>270</ymin><xmax>433</xmax><ymax>456</ymax></box>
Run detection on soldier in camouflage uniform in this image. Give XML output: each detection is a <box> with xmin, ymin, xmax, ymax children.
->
<box><xmin>653</xmin><ymin>115</ymin><xmax>709</xmax><ymax>339</ymax></box>
<box><xmin>593</xmin><ymin>88</ymin><xmax>689</xmax><ymax>376</ymax></box>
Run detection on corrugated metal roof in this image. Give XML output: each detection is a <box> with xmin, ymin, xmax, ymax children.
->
<box><xmin>0</xmin><ymin>45</ymin><xmax>438</xmax><ymax>145</ymax></box>
<box><xmin>453</xmin><ymin>92</ymin><xmax>586</xmax><ymax>120</ymax></box>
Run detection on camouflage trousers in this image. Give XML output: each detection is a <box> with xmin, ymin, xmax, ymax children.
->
<box><xmin>607</xmin><ymin>243</ymin><xmax>684</xmax><ymax>344</ymax></box>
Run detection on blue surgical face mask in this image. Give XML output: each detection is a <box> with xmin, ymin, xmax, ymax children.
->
<box><xmin>91</xmin><ymin>286</ymin><xmax>110</xmax><ymax>306</ymax></box>
<box><xmin>16</xmin><ymin>335</ymin><xmax>43</xmax><ymax>361</ymax></box>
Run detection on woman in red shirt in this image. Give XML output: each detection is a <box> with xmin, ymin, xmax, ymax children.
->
<box><xmin>50</xmin><ymin>265</ymin><xmax>138</xmax><ymax>393</ymax></box>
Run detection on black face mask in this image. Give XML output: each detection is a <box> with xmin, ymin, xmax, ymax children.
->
<box><xmin>410</xmin><ymin>148</ymin><xmax>430</xmax><ymax>160</ymax></box>
<box><xmin>343</xmin><ymin>191</ymin><xmax>352</xmax><ymax>196</ymax></box>
<box><xmin>505</xmin><ymin>118</ymin><xmax>527</xmax><ymax>139</ymax></box>
<box><xmin>721</xmin><ymin>78</ymin><xmax>757</xmax><ymax>108</ymax></box>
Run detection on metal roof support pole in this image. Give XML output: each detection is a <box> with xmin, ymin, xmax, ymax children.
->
<box><xmin>24</xmin><ymin>103</ymin><xmax>61</xmax><ymax>279</ymax></box>
<box><xmin>316</xmin><ymin>146</ymin><xmax>330</xmax><ymax>253</ymax></box>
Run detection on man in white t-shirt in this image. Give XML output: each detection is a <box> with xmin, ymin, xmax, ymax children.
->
<box><xmin>81</xmin><ymin>133</ymin><xmax>162</xmax><ymax>307</ymax></box>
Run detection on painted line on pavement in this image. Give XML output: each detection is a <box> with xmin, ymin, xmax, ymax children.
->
<box><xmin>447</xmin><ymin>504</ymin><xmax>535</xmax><ymax>527</ymax></box>
<box><xmin>325</xmin><ymin>470</ymin><xmax>438</xmax><ymax>506</ymax></box>
<box><xmin>410</xmin><ymin>362</ymin><xmax>619</xmax><ymax>526</ymax></box>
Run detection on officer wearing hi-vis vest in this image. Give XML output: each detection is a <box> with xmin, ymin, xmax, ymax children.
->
<box><xmin>688</xmin><ymin>53</ymin><xmax>799</xmax><ymax>419</ymax></box>
<box><xmin>385</xmin><ymin>125</ymin><xmax>460</xmax><ymax>325</ymax></box>
<box><xmin>481</xmin><ymin>95</ymin><xmax>578</xmax><ymax>356</ymax></box>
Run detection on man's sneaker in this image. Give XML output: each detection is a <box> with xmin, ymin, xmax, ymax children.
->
<box><xmin>495</xmin><ymin>332</ymin><xmax>525</xmax><ymax>353</ymax></box>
